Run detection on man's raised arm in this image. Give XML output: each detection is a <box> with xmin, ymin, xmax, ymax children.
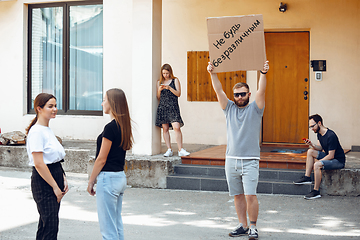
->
<box><xmin>207</xmin><ymin>62</ymin><xmax>228</xmax><ymax>110</ymax></box>
<box><xmin>255</xmin><ymin>60</ymin><xmax>269</xmax><ymax>110</ymax></box>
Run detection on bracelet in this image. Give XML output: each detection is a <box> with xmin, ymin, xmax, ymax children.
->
<box><xmin>260</xmin><ymin>70</ymin><xmax>267</xmax><ymax>74</ymax></box>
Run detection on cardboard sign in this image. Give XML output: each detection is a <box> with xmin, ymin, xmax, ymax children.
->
<box><xmin>207</xmin><ymin>14</ymin><xmax>266</xmax><ymax>73</ymax></box>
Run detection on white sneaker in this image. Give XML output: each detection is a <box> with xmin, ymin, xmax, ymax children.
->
<box><xmin>178</xmin><ymin>148</ymin><xmax>190</xmax><ymax>156</ymax></box>
<box><xmin>163</xmin><ymin>149</ymin><xmax>173</xmax><ymax>157</ymax></box>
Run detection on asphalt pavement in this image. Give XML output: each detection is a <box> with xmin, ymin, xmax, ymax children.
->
<box><xmin>0</xmin><ymin>167</ymin><xmax>359</xmax><ymax>240</ymax></box>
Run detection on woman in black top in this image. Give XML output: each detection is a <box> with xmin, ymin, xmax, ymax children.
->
<box><xmin>87</xmin><ymin>88</ymin><xmax>133</xmax><ymax>240</ymax></box>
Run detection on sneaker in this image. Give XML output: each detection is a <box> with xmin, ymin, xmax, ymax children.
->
<box><xmin>293</xmin><ymin>175</ymin><xmax>312</xmax><ymax>185</ymax></box>
<box><xmin>304</xmin><ymin>189</ymin><xmax>321</xmax><ymax>200</ymax></box>
<box><xmin>229</xmin><ymin>223</ymin><xmax>249</xmax><ymax>237</ymax></box>
<box><xmin>163</xmin><ymin>149</ymin><xmax>173</xmax><ymax>157</ymax></box>
<box><xmin>178</xmin><ymin>148</ymin><xmax>190</xmax><ymax>156</ymax></box>
<box><xmin>248</xmin><ymin>226</ymin><xmax>258</xmax><ymax>239</ymax></box>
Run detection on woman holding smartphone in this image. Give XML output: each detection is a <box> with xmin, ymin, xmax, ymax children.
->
<box><xmin>155</xmin><ymin>63</ymin><xmax>190</xmax><ymax>157</ymax></box>
<box><xmin>87</xmin><ymin>88</ymin><xmax>133</xmax><ymax>240</ymax></box>
<box><xmin>26</xmin><ymin>93</ymin><xmax>68</xmax><ymax>240</ymax></box>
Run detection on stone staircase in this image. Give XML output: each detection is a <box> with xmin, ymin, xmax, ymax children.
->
<box><xmin>167</xmin><ymin>164</ymin><xmax>314</xmax><ymax>195</ymax></box>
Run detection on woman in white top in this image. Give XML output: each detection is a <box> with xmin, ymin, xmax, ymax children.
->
<box><xmin>26</xmin><ymin>93</ymin><xmax>68</xmax><ymax>240</ymax></box>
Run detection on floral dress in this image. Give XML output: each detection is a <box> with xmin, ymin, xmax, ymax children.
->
<box><xmin>155</xmin><ymin>79</ymin><xmax>184</xmax><ymax>130</ymax></box>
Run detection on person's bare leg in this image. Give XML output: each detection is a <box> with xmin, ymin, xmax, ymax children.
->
<box><xmin>305</xmin><ymin>149</ymin><xmax>318</xmax><ymax>177</ymax></box>
<box><xmin>234</xmin><ymin>194</ymin><xmax>248</xmax><ymax>228</ymax></box>
<box><xmin>172</xmin><ymin>122</ymin><xmax>183</xmax><ymax>151</ymax></box>
<box><xmin>313</xmin><ymin>161</ymin><xmax>323</xmax><ymax>190</ymax></box>
<box><xmin>246</xmin><ymin>195</ymin><xmax>259</xmax><ymax>228</ymax></box>
<box><xmin>162</xmin><ymin>124</ymin><xmax>171</xmax><ymax>150</ymax></box>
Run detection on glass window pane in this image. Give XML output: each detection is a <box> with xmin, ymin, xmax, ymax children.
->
<box><xmin>69</xmin><ymin>5</ymin><xmax>103</xmax><ymax>111</ymax></box>
<box><xmin>31</xmin><ymin>7</ymin><xmax>63</xmax><ymax>109</ymax></box>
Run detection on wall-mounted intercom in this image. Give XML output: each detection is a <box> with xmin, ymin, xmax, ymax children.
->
<box><xmin>311</xmin><ymin>60</ymin><xmax>326</xmax><ymax>81</ymax></box>
<box><xmin>314</xmin><ymin>72</ymin><xmax>322</xmax><ymax>81</ymax></box>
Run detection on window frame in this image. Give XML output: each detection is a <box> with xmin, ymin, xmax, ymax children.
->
<box><xmin>27</xmin><ymin>0</ymin><xmax>103</xmax><ymax>116</ymax></box>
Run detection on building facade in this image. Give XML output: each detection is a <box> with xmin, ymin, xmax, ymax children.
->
<box><xmin>0</xmin><ymin>0</ymin><xmax>359</xmax><ymax>154</ymax></box>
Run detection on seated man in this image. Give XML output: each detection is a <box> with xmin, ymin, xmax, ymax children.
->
<box><xmin>293</xmin><ymin>114</ymin><xmax>346</xmax><ymax>199</ymax></box>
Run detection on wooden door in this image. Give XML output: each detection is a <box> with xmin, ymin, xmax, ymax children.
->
<box><xmin>262</xmin><ymin>32</ymin><xmax>309</xmax><ymax>144</ymax></box>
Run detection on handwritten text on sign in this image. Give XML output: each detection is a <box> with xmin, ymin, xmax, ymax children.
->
<box><xmin>212</xmin><ymin>20</ymin><xmax>261</xmax><ymax>67</ymax></box>
<box><xmin>207</xmin><ymin>15</ymin><xmax>266</xmax><ymax>73</ymax></box>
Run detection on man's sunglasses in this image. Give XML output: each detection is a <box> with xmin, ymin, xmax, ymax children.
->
<box><xmin>234</xmin><ymin>92</ymin><xmax>248</xmax><ymax>98</ymax></box>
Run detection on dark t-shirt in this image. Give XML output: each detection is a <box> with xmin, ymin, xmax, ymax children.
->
<box><xmin>317</xmin><ymin>128</ymin><xmax>345</xmax><ymax>164</ymax></box>
<box><xmin>96</xmin><ymin>119</ymin><xmax>126</xmax><ymax>171</ymax></box>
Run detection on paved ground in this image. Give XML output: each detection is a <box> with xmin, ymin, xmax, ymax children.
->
<box><xmin>0</xmin><ymin>167</ymin><xmax>359</xmax><ymax>240</ymax></box>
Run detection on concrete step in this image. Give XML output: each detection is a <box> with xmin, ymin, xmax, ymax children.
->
<box><xmin>257</xmin><ymin>179</ymin><xmax>313</xmax><ymax>195</ymax></box>
<box><xmin>173</xmin><ymin>164</ymin><xmax>225</xmax><ymax>177</ymax></box>
<box><xmin>173</xmin><ymin>164</ymin><xmax>313</xmax><ymax>181</ymax></box>
<box><xmin>167</xmin><ymin>164</ymin><xmax>314</xmax><ymax>195</ymax></box>
<box><xmin>167</xmin><ymin>174</ymin><xmax>228</xmax><ymax>192</ymax></box>
<box><xmin>259</xmin><ymin>168</ymin><xmax>314</xmax><ymax>181</ymax></box>
<box><xmin>166</xmin><ymin>174</ymin><xmax>314</xmax><ymax>195</ymax></box>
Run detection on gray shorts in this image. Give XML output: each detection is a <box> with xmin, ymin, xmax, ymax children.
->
<box><xmin>225</xmin><ymin>158</ymin><xmax>259</xmax><ymax>196</ymax></box>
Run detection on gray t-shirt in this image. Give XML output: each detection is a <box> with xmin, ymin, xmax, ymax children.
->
<box><xmin>223</xmin><ymin>99</ymin><xmax>264</xmax><ymax>159</ymax></box>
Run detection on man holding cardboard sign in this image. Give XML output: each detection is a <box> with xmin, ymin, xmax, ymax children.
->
<box><xmin>207</xmin><ymin>14</ymin><xmax>268</xmax><ymax>239</ymax></box>
<box><xmin>207</xmin><ymin>60</ymin><xmax>269</xmax><ymax>239</ymax></box>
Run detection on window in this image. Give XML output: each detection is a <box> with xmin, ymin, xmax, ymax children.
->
<box><xmin>187</xmin><ymin>51</ymin><xmax>246</xmax><ymax>101</ymax></box>
<box><xmin>28</xmin><ymin>1</ymin><xmax>103</xmax><ymax>115</ymax></box>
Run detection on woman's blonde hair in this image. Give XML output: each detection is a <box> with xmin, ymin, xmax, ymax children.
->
<box><xmin>106</xmin><ymin>88</ymin><xmax>133</xmax><ymax>150</ymax></box>
<box><xmin>26</xmin><ymin>93</ymin><xmax>56</xmax><ymax>134</ymax></box>
<box><xmin>159</xmin><ymin>63</ymin><xmax>176</xmax><ymax>84</ymax></box>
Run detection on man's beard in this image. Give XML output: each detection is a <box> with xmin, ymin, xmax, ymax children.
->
<box><xmin>235</xmin><ymin>97</ymin><xmax>250</xmax><ymax>107</ymax></box>
<box><xmin>314</xmin><ymin>125</ymin><xmax>319</xmax><ymax>133</ymax></box>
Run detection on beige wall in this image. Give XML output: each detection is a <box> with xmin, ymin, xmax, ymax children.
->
<box><xmin>162</xmin><ymin>0</ymin><xmax>360</xmax><ymax>149</ymax></box>
<box><xmin>0</xmin><ymin>0</ymin><xmax>359</xmax><ymax>151</ymax></box>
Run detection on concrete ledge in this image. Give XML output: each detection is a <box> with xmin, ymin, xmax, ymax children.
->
<box><xmin>321</xmin><ymin>169</ymin><xmax>360</xmax><ymax>196</ymax></box>
<box><xmin>88</xmin><ymin>155</ymin><xmax>181</xmax><ymax>189</ymax></box>
<box><xmin>124</xmin><ymin>155</ymin><xmax>181</xmax><ymax>189</ymax></box>
<box><xmin>351</xmin><ymin>145</ymin><xmax>360</xmax><ymax>152</ymax></box>
<box><xmin>1</xmin><ymin>144</ymin><xmax>360</xmax><ymax>194</ymax></box>
<box><xmin>0</xmin><ymin>145</ymin><xmax>92</xmax><ymax>173</ymax></box>
<box><xmin>0</xmin><ymin>145</ymin><xmax>28</xmax><ymax>168</ymax></box>
<box><xmin>0</xmin><ymin>144</ymin><xmax>181</xmax><ymax>189</ymax></box>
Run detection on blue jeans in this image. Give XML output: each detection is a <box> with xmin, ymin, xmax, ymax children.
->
<box><xmin>317</xmin><ymin>151</ymin><xmax>345</xmax><ymax>170</ymax></box>
<box><xmin>96</xmin><ymin>171</ymin><xmax>127</xmax><ymax>240</ymax></box>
